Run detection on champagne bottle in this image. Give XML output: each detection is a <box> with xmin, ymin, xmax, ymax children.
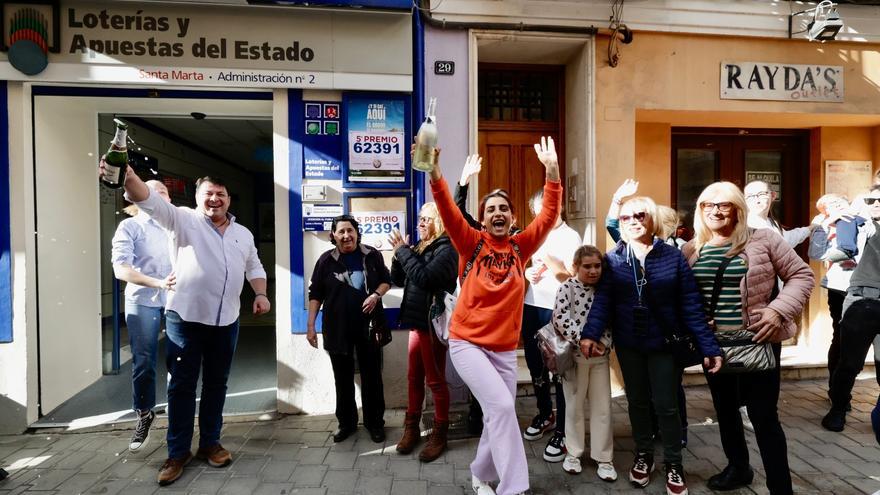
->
<box><xmin>412</xmin><ymin>97</ymin><xmax>438</xmax><ymax>173</ymax></box>
<box><xmin>100</xmin><ymin>119</ymin><xmax>129</xmax><ymax>189</ymax></box>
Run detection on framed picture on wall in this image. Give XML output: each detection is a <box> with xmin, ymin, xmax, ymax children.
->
<box><xmin>342</xmin><ymin>93</ymin><xmax>412</xmax><ymax>189</ymax></box>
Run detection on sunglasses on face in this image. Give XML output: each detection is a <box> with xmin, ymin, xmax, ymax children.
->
<box><xmin>700</xmin><ymin>202</ymin><xmax>734</xmax><ymax>213</ymax></box>
<box><xmin>619</xmin><ymin>211</ymin><xmax>647</xmax><ymax>224</ymax></box>
<box><xmin>865</xmin><ymin>197</ymin><xmax>880</xmax><ymax>205</ymax></box>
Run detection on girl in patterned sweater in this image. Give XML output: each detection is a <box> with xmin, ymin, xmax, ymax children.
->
<box><xmin>552</xmin><ymin>245</ymin><xmax>616</xmax><ymax>480</ymax></box>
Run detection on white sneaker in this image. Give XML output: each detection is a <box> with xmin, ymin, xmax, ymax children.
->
<box><xmin>597</xmin><ymin>461</ymin><xmax>618</xmax><ymax>482</ymax></box>
<box><xmin>472</xmin><ymin>474</ymin><xmax>496</xmax><ymax>495</ymax></box>
<box><xmin>562</xmin><ymin>455</ymin><xmax>582</xmax><ymax>474</ymax></box>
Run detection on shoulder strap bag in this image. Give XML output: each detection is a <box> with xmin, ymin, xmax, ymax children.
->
<box><xmin>710</xmin><ymin>255</ymin><xmax>777</xmax><ymax>373</ymax></box>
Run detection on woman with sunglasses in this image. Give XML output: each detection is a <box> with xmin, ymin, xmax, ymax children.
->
<box><xmin>388</xmin><ymin>202</ymin><xmax>458</xmax><ymax>462</ymax></box>
<box><xmin>581</xmin><ymin>196</ymin><xmax>723</xmax><ymax>495</ymax></box>
<box><xmin>422</xmin><ymin>138</ymin><xmax>561</xmax><ymax>495</ymax></box>
<box><xmin>682</xmin><ymin>182</ymin><xmax>813</xmax><ymax>495</ymax></box>
<box><xmin>306</xmin><ymin>215</ymin><xmax>392</xmax><ymax>444</ymax></box>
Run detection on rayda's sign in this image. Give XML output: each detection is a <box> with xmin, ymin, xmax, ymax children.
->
<box><xmin>720</xmin><ymin>61</ymin><xmax>843</xmax><ymax>103</ymax></box>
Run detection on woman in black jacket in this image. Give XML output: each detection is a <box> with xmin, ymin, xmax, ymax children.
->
<box><xmin>388</xmin><ymin>202</ymin><xmax>458</xmax><ymax>462</ymax></box>
<box><xmin>307</xmin><ymin>215</ymin><xmax>392</xmax><ymax>444</ymax></box>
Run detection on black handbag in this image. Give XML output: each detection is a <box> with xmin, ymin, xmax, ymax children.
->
<box><xmin>708</xmin><ymin>256</ymin><xmax>776</xmax><ymax>374</ymax></box>
<box><xmin>368</xmin><ymin>300</ymin><xmax>392</xmax><ymax>347</ymax></box>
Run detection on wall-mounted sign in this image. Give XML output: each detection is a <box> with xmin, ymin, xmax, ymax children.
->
<box><xmin>825</xmin><ymin>161</ymin><xmax>872</xmax><ymax>203</ymax></box>
<box><xmin>746</xmin><ymin>171</ymin><xmax>782</xmax><ymax>199</ymax></box>
<box><xmin>0</xmin><ymin>2</ymin><xmax>412</xmax><ymax>90</ymax></box>
<box><xmin>720</xmin><ymin>61</ymin><xmax>843</xmax><ymax>103</ymax></box>
<box><xmin>346</xmin><ymin>98</ymin><xmax>406</xmax><ymax>183</ymax></box>
<box><xmin>303</xmin><ymin>100</ymin><xmax>343</xmax><ymax>179</ymax></box>
<box><xmin>352</xmin><ymin>210</ymin><xmax>406</xmax><ymax>250</ymax></box>
<box><xmin>303</xmin><ymin>203</ymin><xmax>343</xmax><ymax>231</ymax></box>
<box><xmin>434</xmin><ymin>60</ymin><xmax>454</xmax><ymax>75</ymax></box>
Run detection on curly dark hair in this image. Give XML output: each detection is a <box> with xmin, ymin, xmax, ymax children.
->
<box><xmin>329</xmin><ymin>214</ymin><xmax>360</xmax><ymax>246</ymax></box>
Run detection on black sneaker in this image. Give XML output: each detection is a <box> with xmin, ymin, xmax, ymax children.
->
<box><xmin>523</xmin><ymin>412</ymin><xmax>555</xmax><ymax>441</ymax></box>
<box><xmin>129</xmin><ymin>410</ymin><xmax>156</xmax><ymax>452</ymax></box>
<box><xmin>543</xmin><ymin>431</ymin><xmax>566</xmax><ymax>462</ymax></box>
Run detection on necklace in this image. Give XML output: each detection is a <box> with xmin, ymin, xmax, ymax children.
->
<box><xmin>213</xmin><ymin>217</ymin><xmax>229</xmax><ymax>228</ymax></box>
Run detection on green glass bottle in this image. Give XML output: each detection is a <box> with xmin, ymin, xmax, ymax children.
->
<box><xmin>101</xmin><ymin>119</ymin><xmax>129</xmax><ymax>189</ymax></box>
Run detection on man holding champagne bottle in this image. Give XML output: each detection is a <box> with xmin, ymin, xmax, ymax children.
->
<box><xmin>99</xmin><ymin>160</ymin><xmax>270</xmax><ymax>486</ymax></box>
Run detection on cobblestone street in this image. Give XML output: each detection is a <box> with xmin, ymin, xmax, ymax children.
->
<box><xmin>1</xmin><ymin>377</ymin><xmax>878</xmax><ymax>495</ymax></box>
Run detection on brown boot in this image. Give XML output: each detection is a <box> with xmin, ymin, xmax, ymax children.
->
<box><xmin>396</xmin><ymin>413</ymin><xmax>421</xmax><ymax>454</ymax></box>
<box><xmin>418</xmin><ymin>420</ymin><xmax>448</xmax><ymax>463</ymax></box>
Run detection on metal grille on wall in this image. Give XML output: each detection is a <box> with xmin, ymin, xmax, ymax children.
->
<box><xmin>478</xmin><ymin>67</ymin><xmax>560</xmax><ymax>123</ymax></box>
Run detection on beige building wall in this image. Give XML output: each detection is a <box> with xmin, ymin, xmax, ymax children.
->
<box><xmin>596</xmin><ymin>31</ymin><xmax>880</xmax><ymax>363</ymax></box>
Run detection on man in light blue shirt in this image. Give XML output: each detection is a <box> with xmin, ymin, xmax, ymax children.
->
<box><xmin>111</xmin><ymin>179</ymin><xmax>175</xmax><ymax>453</ymax></box>
<box><xmin>104</xmin><ymin>161</ymin><xmax>270</xmax><ymax>486</ymax></box>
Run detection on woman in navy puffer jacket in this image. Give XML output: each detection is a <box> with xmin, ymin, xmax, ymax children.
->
<box><xmin>581</xmin><ymin>196</ymin><xmax>722</xmax><ymax>495</ymax></box>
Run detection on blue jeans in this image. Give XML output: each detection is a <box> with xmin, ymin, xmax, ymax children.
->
<box><xmin>125</xmin><ymin>301</ymin><xmax>163</xmax><ymax>412</ymax></box>
<box><xmin>165</xmin><ymin>311</ymin><xmax>239</xmax><ymax>459</ymax></box>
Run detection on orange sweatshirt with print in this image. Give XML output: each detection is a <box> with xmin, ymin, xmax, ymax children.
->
<box><xmin>430</xmin><ymin>177</ymin><xmax>563</xmax><ymax>352</ymax></box>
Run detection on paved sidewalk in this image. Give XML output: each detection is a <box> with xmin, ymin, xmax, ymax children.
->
<box><xmin>1</xmin><ymin>376</ymin><xmax>878</xmax><ymax>495</ymax></box>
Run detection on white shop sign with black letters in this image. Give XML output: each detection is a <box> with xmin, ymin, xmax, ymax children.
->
<box><xmin>720</xmin><ymin>61</ymin><xmax>843</xmax><ymax>103</ymax></box>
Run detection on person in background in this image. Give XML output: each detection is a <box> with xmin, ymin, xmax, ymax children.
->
<box><xmin>521</xmin><ymin>188</ymin><xmax>581</xmax><ymax>463</ymax></box>
<box><xmin>684</xmin><ymin>182</ymin><xmax>814</xmax><ymax>495</ymax></box>
<box><xmin>808</xmin><ymin>193</ymin><xmax>861</xmax><ymax>403</ymax></box>
<box><xmin>823</xmin><ymin>187</ymin><xmax>880</xmax><ymax>433</ymax></box>
<box><xmin>307</xmin><ymin>215</ymin><xmax>391</xmax><ymax>444</ymax></box>
<box><xmin>427</xmin><ymin>139</ymin><xmax>561</xmax><ymax>495</ymax></box>
<box><xmin>101</xmin><ymin>162</ymin><xmax>270</xmax><ymax>487</ymax></box>
<box><xmin>582</xmin><ymin>195</ymin><xmax>723</xmax><ymax>495</ymax></box>
<box><xmin>553</xmin><ymin>245</ymin><xmax>616</xmax><ymax>481</ymax></box>
<box><xmin>657</xmin><ymin>206</ymin><xmax>687</xmax><ymax>249</ymax></box>
<box><xmin>389</xmin><ymin>202</ymin><xmax>458</xmax><ymax>462</ymax></box>
<box><xmin>744</xmin><ymin>180</ymin><xmax>814</xmax><ymax>248</ymax></box>
<box><xmin>111</xmin><ymin>179</ymin><xmax>175</xmax><ymax>453</ymax></box>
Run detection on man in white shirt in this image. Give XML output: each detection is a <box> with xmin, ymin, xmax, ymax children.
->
<box><xmin>101</xmin><ymin>162</ymin><xmax>269</xmax><ymax>486</ymax></box>
<box><xmin>520</xmin><ymin>189</ymin><xmax>582</xmax><ymax>463</ymax></box>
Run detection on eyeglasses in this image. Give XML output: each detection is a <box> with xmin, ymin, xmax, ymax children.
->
<box><xmin>745</xmin><ymin>191</ymin><xmax>771</xmax><ymax>200</ymax></box>
<box><xmin>619</xmin><ymin>212</ymin><xmax>647</xmax><ymax>224</ymax></box>
<box><xmin>864</xmin><ymin>197</ymin><xmax>880</xmax><ymax>205</ymax></box>
<box><xmin>700</xmin><ymin>202</ymin><xmax>735</xmax><ymax>213</ymax></box>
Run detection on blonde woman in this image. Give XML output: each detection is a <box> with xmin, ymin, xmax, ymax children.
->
<box><xmin>581</xmin><ymin>196</ymin><xmax>722</xmax><ymax>495</ymax></box>
<box><xmin>682</xmin><ymin>182</ymin><xmax>813</xmax><ymax>495</ymax></box>
<box><xmin>388</xmin><ymin>202</ymin><xmax>458</xmax><ymax>462</ymax></box>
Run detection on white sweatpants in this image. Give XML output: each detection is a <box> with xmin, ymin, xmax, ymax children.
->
<box><xmin>561</xmin><ymin>353</ymin><xmax>613</xmax><ymax>462</ymax></box>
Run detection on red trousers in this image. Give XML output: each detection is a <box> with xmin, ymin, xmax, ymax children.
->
<box><xmin>406</xmin><ymin>328</ymin><xmax>449</xmax><ymax>422</ymax></box>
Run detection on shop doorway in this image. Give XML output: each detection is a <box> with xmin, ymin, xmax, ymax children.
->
<box><xmin>672</xmin><ymin>128</ymin><xmax>810</xmax><ymax>240</ymax></box>
<box><xmin>31</xmin><ymin>89</ymin><xmax>276</xmax><ymax>428</ymax></box>
<box><xmin>477</xmin><ymin>64</ymin><xmax>565</xmax><ymax>228</ymax></box>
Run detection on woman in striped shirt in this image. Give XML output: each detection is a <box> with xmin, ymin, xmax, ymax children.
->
<box><xmin>682</xmin><ymin>182</ymin><xmax>814</xmax><ymax>495</ymax></box>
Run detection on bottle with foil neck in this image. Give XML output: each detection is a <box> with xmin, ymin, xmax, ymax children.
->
<box><xmin>412</xmin><ymin>97</ymin><xmax>438</xmax><ymax>173</ymax></box>
<box><xmin>101</xmin><ymin>119</ymin><xmax>129</xmax><ymax>189</ymax></box>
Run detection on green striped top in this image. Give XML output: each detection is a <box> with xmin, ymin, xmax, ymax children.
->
<box><xmin>692</xmin><ymin>244</ymin><xmax>747</xmax><ymax>328</ymax></box>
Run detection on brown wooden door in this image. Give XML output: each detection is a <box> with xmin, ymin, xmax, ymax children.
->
<box><xmin>672</xmin><ymin>128</ymin><xmax>809</xmax><ymax>240</ymax></box>
<box><xmin>477</xmin><ymin>130</ymin><xmax>561</xmax><ymax>228</ymax></box>
<box><xmin>477</xmin><ymin>63</ymin><xmax>565</xmax><ymax>228</ymax></box>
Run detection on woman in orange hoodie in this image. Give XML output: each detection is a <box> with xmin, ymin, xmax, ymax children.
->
<box><xmin>425</xmin><ymin>137</ymin><xmax>562</xmax><ymax>495</ymax></box>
